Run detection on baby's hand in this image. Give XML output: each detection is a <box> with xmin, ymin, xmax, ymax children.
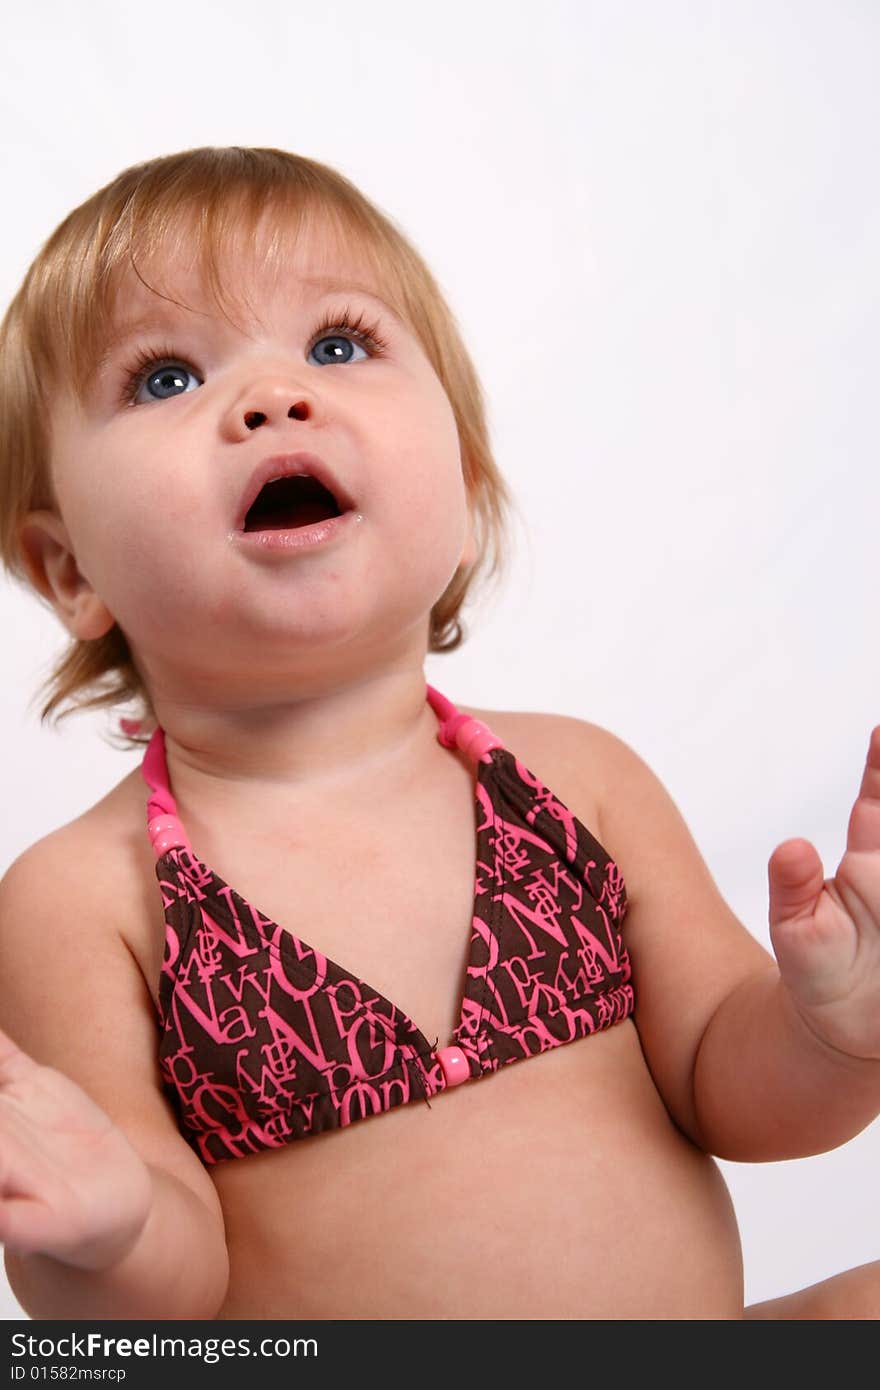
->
<box><xmin>767</xmin><ymin>726</ymin><xmax>880</xmax><ymax>1062</ymax></box>
<box><xmin>0</xmin><ymin>1025</ymin><xmax>153</xmax><ymax>1271</ymax></box>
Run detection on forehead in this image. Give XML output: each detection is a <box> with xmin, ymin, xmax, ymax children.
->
<box><xmin>106</xmin><ymin>214</ymin><xmax>398</xmax><ymax>339</ymax></box>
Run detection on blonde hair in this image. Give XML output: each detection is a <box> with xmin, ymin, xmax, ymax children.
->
<box><xmin>0</xmin><ymin>146</ymin><xmax>518</xmax><ymax>747</ymax></box>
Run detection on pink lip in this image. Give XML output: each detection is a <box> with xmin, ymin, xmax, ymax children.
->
<box><xmin>231</xmin><ymin>507</ymin><xmax>363</xmax><ymax>553</ymax></box>
<box><xmin>234</xmin><ymin>451</ymin><xmax>356</xmax><ymax>532</ymax></box>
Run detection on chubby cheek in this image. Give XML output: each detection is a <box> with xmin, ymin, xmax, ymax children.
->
<box><xmin>372</xmin><ymin>384</ymin><xmax>467</xmax><ymax>565</ymax></box>
<box><xmin>56</xmin><ymin>460</ymin><xmax>206</xmax><ymax>632</ymax></box>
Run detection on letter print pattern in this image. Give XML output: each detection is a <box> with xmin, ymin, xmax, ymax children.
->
<box><xmin>152</xmin><ymin>745</ymin><xmax>634</xmax><ymax>1164</ymax></box>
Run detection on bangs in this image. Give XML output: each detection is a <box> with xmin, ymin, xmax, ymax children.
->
<box><xmin>20</xmin><ymin>147</ymin><xmax>418</xmax><ymax>409</ymax></box>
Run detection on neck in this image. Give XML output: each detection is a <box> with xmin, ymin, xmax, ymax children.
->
<box><xmin>150</xmin><ymin>666</ymin><xmax>441</xmax><ymax>806</ymax></box>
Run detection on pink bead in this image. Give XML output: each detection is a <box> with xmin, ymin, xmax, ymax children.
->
<box><xmin>435</xmin><ymin>712</ymin><xmax>469</xmax><ymax>749</ymax></box>
<box><xmin>437</xmin><ymin>1045</ymin><xmax>469</xmax><ymax>1087</ymax></box>
<box><xmin>456</xmin><ymin>719</ymin><xmax>504</xmax><ymax>763</ymax></box>
<box><xmin>148</xmin><ymin>815</ymin><xmax>189</xmax><ymax>857</ymax></box>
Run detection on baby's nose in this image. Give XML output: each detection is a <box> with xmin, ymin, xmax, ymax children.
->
<box><xmin>244</xmin><ymin>398</ymin><xmax>309</xmax><ymax>430</ymax></box>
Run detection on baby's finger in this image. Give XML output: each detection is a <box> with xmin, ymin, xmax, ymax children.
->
<box><xmin>846</xmin><ymin>726</ymin><xmax>880</xmax><ymax>855</ymax></box>
<box><xmin>0</xmin><ymin>1181</ymin><xmax>74</xmax><ymax>1259</ymax></box>
<box><xmin>768</xmin><ymin>838</ymin><xmax>825</xmax><ymax>931</ymax></box>
<box><xmin>0</xmin><ymin>1197</ymin><xmax>51</xmax><ymax>1255</ymax></box>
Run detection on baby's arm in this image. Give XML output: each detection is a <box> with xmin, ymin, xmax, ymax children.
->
<box><xmin>590</xmin><ymin>724</ymin><xmax>880</xmax><ymax>1161</ymax></box>
<box><xmin>0</xmin><ymin>835</ymin><xmax>229</xmax><ymax>1319</ymax></box>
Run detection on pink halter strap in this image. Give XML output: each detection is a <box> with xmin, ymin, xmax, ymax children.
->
<box><xmin>141</xmin><ymin>730</ymin><xmax>188</xmax><ymax>857</ymax></box>
<box><xmin>140</xmin><ymin>682</ymin><xmax>503</xmax><ymax>860</ymax></box>
<box><xmin>426</xmin><ymin>684</ymin><xmax>505</xmax><ymax>761</ymax></box>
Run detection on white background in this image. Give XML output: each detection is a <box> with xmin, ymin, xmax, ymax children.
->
<box><xmin>1</xmin><ymin>0</ymin><xmax>877</xmax><ymax>1317</ymax></box>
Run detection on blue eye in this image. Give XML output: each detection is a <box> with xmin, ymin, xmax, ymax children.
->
<box><xmin>119</xmin><ymin>310</ymin><xmax>389</xmax><ymax>407</ymax></box>
<box><xmin>144</xmin><ymin>362</ymin><xmax>201</xmax><ymax>399</ymax></box>
<box><xmin>123</xmin><ymin>357</ymin><xmax>202</xmax><ymax>406</ymax></box>
<box><xmin>308</xmin><ymin>334</ymin><xmax>369</xmax><ymax>367</ymax></box>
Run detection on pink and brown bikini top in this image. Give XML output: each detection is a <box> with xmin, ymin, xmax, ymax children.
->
<box><xmin>142</xmin><ymin>683</ymin><xmax>634</xmax><ymax>1166</ymax></box>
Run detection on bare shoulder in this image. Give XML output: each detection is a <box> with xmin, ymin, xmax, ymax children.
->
<box><xmin>0</xmin><ymin>764</ymin><xmax>167</xmax><ymax>1036</ymax></box>
<box><xmin>463</xmin><ymin>706</ymin><xmax>726</xmax><ymax>871</ymax></box>
<box><xmin>476</xmin><ymin>709</ymin><xmax>718</xmax><ymax>872</ymax></box>
<box><xmin>458</xmin><ymin>702</ymin><xmax>618</xmax><ymax>832</ymax></box>
<box><xmin>0</xmin><ymin>761</ymin><xmax>160</xmax><ymax>1061</ymax></box>
<box><xmin>0</xmin><ymin>768</ymin><xmax>219</xmax><ymax>1207</ymax></box>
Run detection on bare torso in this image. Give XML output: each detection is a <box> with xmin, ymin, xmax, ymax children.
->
<box><xmin>96</xmin><ymin>704</ymin><xmax>744</xmax><ymax>1319</ymax></box>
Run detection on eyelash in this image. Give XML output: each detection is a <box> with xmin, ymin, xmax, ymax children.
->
<box><xmin>117</xmin><ymin>305</ymin><xmax>391</xmax><ymax>407</ymax></box>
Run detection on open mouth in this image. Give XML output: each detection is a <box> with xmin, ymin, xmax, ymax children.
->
<box><xmin>243</xmin><ymin>475</ymin><xmax>345</xmax><ymax>532</ymax></box>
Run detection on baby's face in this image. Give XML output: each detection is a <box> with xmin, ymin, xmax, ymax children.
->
<box><xmin>36</xmin><ymin>221</ymin><xmax>473</xmax><ymax>711</ymax></box>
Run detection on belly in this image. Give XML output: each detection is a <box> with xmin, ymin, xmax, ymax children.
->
<box><xmin>211</xmin><ymin>1021</ymin><xmax>744</xmax><ymax>1320</ymax></box>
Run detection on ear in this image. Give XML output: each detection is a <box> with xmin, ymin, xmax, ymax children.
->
<box><xmin>16</xmin><ymin>510</ymin><xmax>116</xmax><ymax>641</ymax></box>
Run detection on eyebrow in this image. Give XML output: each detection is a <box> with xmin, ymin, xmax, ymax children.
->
<box><xmin>101</xmin><ymin>277</ymin><xmax>406</xmax><ymax>362</ymax></box>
